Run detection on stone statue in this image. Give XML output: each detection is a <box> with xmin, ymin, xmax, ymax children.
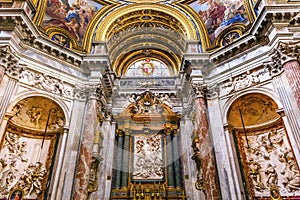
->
<box><xmin>249</xmin><ymin>160</ymin><xmax>265</xmax><ymax>191</ymax></box>
<box><xmin>282</xmin><ymin>160</ymin><xmax>300</xmax><ymax>192</ymax></box>
<box><xmin>265</xmin><ymin>164</ymin><xmax>278</xmax><ymax>187</ymax></box>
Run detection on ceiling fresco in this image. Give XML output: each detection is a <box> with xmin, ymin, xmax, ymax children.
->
<box><xmin>42</xmin><ymin>0</ymin><xmax>103</xmax><ymax>45</ymax></box>
<box><xmin>35</xmin><ymin>0</ymin><xmax>256</xmax><ymax>52</ymax></box>
<box><xmin>189</xmin><ymin>0</ymin><xmax>249</xmax><ymax>44</ymax></box>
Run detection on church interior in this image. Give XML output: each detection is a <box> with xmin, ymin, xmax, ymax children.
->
<box><xmin>0</xmin><ymin>0</ymin><xmax>300</xmax><ymax>199</ymax></box>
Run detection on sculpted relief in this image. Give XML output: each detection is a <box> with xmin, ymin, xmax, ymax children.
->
<box><xmin>0</xmin><ymin>96</ymin><xmax>64</xmax><ymax>199</ymax></box>
<box><xmin>239</xmin><ymin>127</ymin><xmax>300</xmax><ymax>197</ymax></box>
<box><xmin>0</xmin><ymin>130</ymin><xmax>51</xmax><ymax>198</ymax></box>
<box><xmin>10</xmin><ymin>96</ymin><xmax>65</xmax><ymax>131</ymax></box>
<box><xmin>228</xmin><ymin>94</ymin><xmax>300</xmax><ymax>198</ymax></box>
<box><xmin>133</xmin><ymin>134</ymin><xmax>163</xmax><ymax>180</ymax></box>
<box><xmin>20</xmin><ymin>71</ymin><xmax>73</xmax><ymax>97</ymax></box>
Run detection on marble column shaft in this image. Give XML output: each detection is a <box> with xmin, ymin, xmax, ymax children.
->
<box><xmin>172</xmin><ymin>133</ymin><xmax>183</xmax><ymax>188</ymax></box>
<box><xmin>121</xmin><ymin>133</ymin><xmax>130</xmax><ymax>188</ymax></box>
<box><xmin>166</xmin><ymin>133</ymin><xmax>175</xmax><ymax>187</ymax></box>
<box><xmin>73</xmin><ymin>98</ymin><xmax>98</xmax><ymax>200</ymax></box>
<box><xmin>194</xmin><ymin>97</ymin><xmax>220</xmax><ymax>200</ymax></box>
<box><xmin>283</xmin><ymin>60</ymin><xmax>300</xmax><ymax>111</ymax></box>
<box><xmin>115</xmin><ymin>133</ymin><xmax>124</xmax><ymax>189</ymax></box>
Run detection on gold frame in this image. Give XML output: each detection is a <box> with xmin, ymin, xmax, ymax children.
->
<box><xmin>8</xmin><ymin>188</ymin><xmax>24</xmax><ymax>200</ymax></box>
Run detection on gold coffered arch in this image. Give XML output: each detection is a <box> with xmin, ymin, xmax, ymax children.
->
<box><xmin>95</xmin><ymin>3</ymin><xmax>197</xmax><ymax>42</ymax></box>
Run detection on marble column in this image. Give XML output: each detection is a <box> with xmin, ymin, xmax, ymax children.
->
<box><xmin>283</xmin><ymin>60</ymin><xmax>300</xmax><ymax>111</ymax></box>
<box><xmin>73</xmin><ymin>95</ymin><xmax>98</xmax><ymax>200</ymax></box>
<box><xmin>0</xmin><ymin>79</ymin><xmax>17</xmax><ymax>123</ymax></box>
<box><xmin>121</xmin><ymin>129</ymin><xmax>130</xmax><ymax>188</ymax></box>
<box><xmin>272</xmin><ymin>75</ymin><xmax>300</xmax><ymax>162</ymax></box>
<box><xmin>193</xmin><ymin>84</ymin><xmax>220</xmax><ymax>200</ymax></box>
<box><xmin>172</xmin><ymin>131</ymin><xmax>183</xmax><ymax>188</ymax></box>
<box><xmin>52</xmin><ymin>128</ymin><xmax>69</xmax><ymax>200</ymax></box>
<box><xmin>166</xmin><ymin>130</ymin><xmax>175</xmax><ymax>187</ymax></box>
<box><xmin>114</xmin><ymin>130</ymin><xmax>124</xmax><ymax>189</ymax></box>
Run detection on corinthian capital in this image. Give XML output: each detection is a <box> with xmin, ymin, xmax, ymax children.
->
<box><xmin>278</xmin><ymin>41</ymin><xmax>300</xmax><ymax>61</ymax></box>
<box><xmin>87</xmin><ymin>84</ymin><xmax>103</xmax><ymax>100</ymax></box>
<box><xmin>264</xmin><ymin>48</ymin><xmax>284</xmax><ymax>76</ymax></box>
<box><xmin>0</xmin><ymin>45</ymin><xmax>25</xmax><ymax>79</ymax></box>
<box><xmin>191</xmin><ymin>83</ymin><xmax>207</xmax><ymax>98</ymax></box>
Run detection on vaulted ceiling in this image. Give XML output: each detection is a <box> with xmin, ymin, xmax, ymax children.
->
<box><xmin>32</xmin><ymin>0</ymin><xmax>257</xmax><ymax>76</ymax></box>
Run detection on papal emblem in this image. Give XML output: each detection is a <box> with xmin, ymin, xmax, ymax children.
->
<box><xmin>141</xmin><ymin>60</ymin><xmax>154</xmax><ymax>76</ymax></box>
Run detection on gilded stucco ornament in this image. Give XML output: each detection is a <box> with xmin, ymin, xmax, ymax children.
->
<box><xmin>14</xmin><ymin>162</ymin><xmax>47</xmax><ymax>195</ymax></box>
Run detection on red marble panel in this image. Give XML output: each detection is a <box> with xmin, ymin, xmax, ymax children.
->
<box><xmin>195</xmin><ymin>97</ymin><xmax>220</xmax><ymax>200</ymax></box>
<box><xmin>283</xmin><ymin>61</ymin><xmax>300</xmax><ymax>111</ymax></box>
<box><xmin>73</xmin><ymin>99</ymin><xmax>98</xmax><ymax>199</ymax></box>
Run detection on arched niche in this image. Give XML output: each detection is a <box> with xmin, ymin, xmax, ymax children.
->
<box><xmin>0</xmin><ymin>96</ymin><xmax>66</xmax><ymax>199</ymax></box>
<box><xmin>227</xmin><ymin>93</ymin><xmax>300</xmax><ymax>199</ymax></box>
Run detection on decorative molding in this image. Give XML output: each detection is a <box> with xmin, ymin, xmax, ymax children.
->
<box><xmin>73</xmin><ymin>85</ymin><xmax>87</xmax><ymax>100</ymax></box>
<box><xmin>265</xmin><ymin>42</ymin><xmax>300</xmax><ymax>77</ymax></box>
<box><xmin>125</xmin><ymin>92</ymin><xmax>174</xmax><ymax>115</ymax></box>
<box><xmin>264</xmin><ymin>49</ymin><xmax>285</xmax><ymax>77</ymax></box>
<box><xmin>19</xmin><ymin>70</ymin><xmax>73</xmax><ymax>97</ymax></box>
<box><xmin>119</xmin><ymin>78</ymin><xmax>176</xmax><ymax>89</ymax></box>
<box><xmin>222</xmin><ymin>69</ymin><xmax>265</xmax><ymax>95</ymax></box>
